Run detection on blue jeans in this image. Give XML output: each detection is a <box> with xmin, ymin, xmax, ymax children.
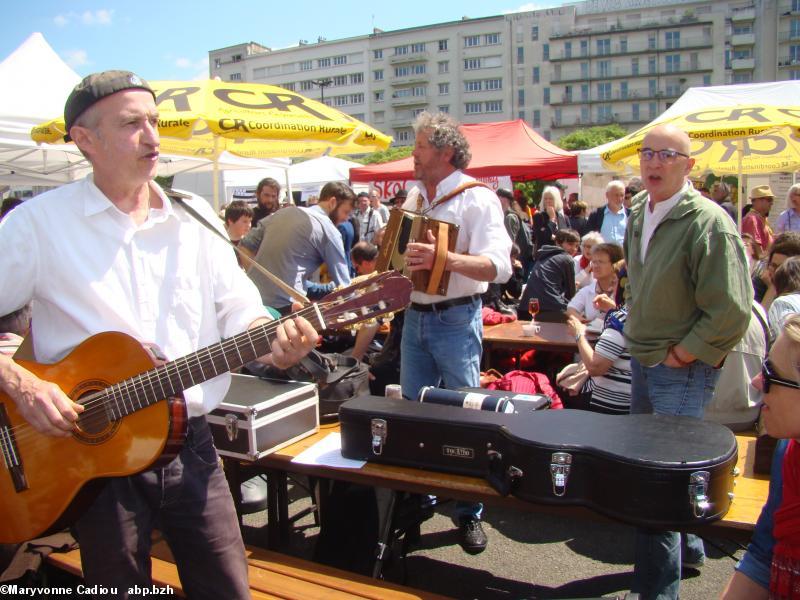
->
<box><xmin>630</xmin><ymin>358</ymin><xmax>719</xmax><ymax>600</ymax></box>
<box><xmin>401</xmin><ymin>298</ymin><xmax>483</xmax><ymax>520</ymax></box>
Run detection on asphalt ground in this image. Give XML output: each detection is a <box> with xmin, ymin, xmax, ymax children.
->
<box><xmin>242</xmin><ymin>479</ymin><xmax>746</xmax><ymax>600</ymax></box>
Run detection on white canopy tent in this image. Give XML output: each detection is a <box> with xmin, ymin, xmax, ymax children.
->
<box><xmin>577</xmin><ymin>81</ymin><xmax>800</xmax><ymax>174</ymax></box>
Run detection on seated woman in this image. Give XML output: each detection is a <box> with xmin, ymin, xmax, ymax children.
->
<box><xmin>574</xmin><ymin>231</ymin><xmax>604</xmax><ymax>290</ymax></box>
<box><xmin>564</xmin><ymin>306</ymin><xmax>632</xmax><ymax>414</ymax></box>
<box><xmin>721</xmin><ymin>314</ymin><xmax>800</xmax><ymax>599</ymax></box>
<box><xmin>768</xmin><ymin>256</ymin><xmax>800</xmax><ymax>342</ymax></box>
<box><xmin>566</xmin><ymin>243</ymin><xmax>623</xmax><ymax>324</ymax></box>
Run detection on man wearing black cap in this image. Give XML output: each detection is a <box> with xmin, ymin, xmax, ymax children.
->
<box><xmin>389</xmin><ymin>188</ymin><xmax>408</xmax><ymax>208</ymax></box>
<box><xmin>0</xmin><ymin>70</ymin><xmax>317</xmax><ymax>598</ymax></box>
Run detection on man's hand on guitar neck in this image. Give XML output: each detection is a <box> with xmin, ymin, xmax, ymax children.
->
<box><xmin>249</xmin><ymin>311</ymin><xmax>319</xmax><ymax>371</ymax></box>
<box><xmin>0</xmin><ymin>354</ymin><xmax>83</xmax><ymax>437</ymax></box>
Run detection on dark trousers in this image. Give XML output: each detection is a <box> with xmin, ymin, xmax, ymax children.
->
<box><xmin>73</xmin><ymin>417</ymin><xmax>250</xmax><ymax>600</ymax></box>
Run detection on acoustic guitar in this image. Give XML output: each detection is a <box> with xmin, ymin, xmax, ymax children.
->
<box><xmin>0</xmin><ymin>272</ymin><xmax>412</xmax><ymax>543</ymax></box>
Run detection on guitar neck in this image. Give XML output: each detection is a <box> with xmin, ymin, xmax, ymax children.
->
<box><xmin>103</xmin><ymin>304</ymin><xmax>325</xmax><ymax>420</ymax></box>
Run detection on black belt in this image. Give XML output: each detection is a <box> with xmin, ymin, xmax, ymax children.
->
<box><xmin>410</xmin><ymin>294</ymin><xmax>480</xmax><ymax>312</ymax></box>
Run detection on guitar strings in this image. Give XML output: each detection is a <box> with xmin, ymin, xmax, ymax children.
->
<box><xmin>5</xmin><ymin>292</ymin><xmax>388</xmax><ymax>447</ymax></box>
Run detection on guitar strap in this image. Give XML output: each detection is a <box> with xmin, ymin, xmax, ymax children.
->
<box><xmin>415</xmin><ymin>181</ymin><xmax>491</xmax><ymax>215</ymax></box>
<box><xmin>166</xmin><ymin>189</ymin><xmax>310</xmax><ymax>306</ymax></box>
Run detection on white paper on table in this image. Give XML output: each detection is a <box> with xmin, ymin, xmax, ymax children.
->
<box><xmin>290</xmin><ymin>432</ymin><xmax>366</xmax><ymax>469</ymax></box>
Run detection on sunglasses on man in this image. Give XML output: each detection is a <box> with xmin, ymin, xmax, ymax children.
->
<box><xmin>761</xmin><ymin>358</ymin><xmax>800</xmax><ymax>393</ymax></box>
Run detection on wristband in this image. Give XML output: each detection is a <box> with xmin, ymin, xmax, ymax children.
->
<box><xmin>574</xmin><ymin>332</ymin><xmax>584</xmax><ymax>343</ymax></box>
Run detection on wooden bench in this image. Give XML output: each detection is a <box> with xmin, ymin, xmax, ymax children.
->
<box><xmin>46</xmin><ymin>539</ymin><xmax>451</xmax><ymax>600</ymax></box>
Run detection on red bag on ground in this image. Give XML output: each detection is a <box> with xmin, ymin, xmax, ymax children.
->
<box><xmin>485</xmin><ymin>370</ymin><xmax>563</xmax><ymax>409</ymax></box>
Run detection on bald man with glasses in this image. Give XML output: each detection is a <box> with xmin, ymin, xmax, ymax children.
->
<box><xmin>623</xmin><ymin>124</ymin><xmax>752</xmax><ymax>600</ymax></box>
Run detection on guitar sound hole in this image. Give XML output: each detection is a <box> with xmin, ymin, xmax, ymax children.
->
<box><xmin>76</xmin><ymin>407</ymin><xmax>111</xmax><ymax>436</ymax></box>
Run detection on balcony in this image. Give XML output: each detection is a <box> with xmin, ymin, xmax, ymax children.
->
<box><xmin>390</xmin><ymin>95</ymin><xmax>428</xmax><ymax>107</ymax></box>
<box><xmin>778</xmin><ymin>56</ymin><xmax>800</xmax><ymax>67</ymax></box>
<box><xmin>551</xmin><ymin>63</ymin><xmax>710</xmax><ymax>83</ymax></box>
<box><xmin>390</xmin><ymin>116</ymin><xmax>414</xmax><ymax>127</ymax></box>
<box><xmin>389</xmin><ymin>51</ymin><xmax>429</xmax><ymax>65</ymax></box>
<box><xmin>731</xmin><ymin>33</ymin><xmax>756</xmax><ymax>46</ymax></box>
<box><xmin>779</xmin><ymin>31</ymin><xmax>800</xmax><ymax>43</ymax></box>
<box><xmin>778</xmin><ymin>1</ymin><xmax>800</xmax><ymax>15</ymax></box>
<box><xmin>550</xmin><ymin>87</ymin><xmax>687</xmax><ymax>106</ymax></box>
<box><xmin>550</xmin><ymin>36</ymin><xmax>713</xmax><ymax>62</ymax></box>
<box><xmin>731</xmin><ymin>57</ymin><xmax>756</xmax><ymax>70</ymax></box>
<box><xmin>731</xmin><ymin>7</ymin><xmax>756</xmax><ymax>21</ymax></box>
<box><xmin>390</xmin><ymin>74</ymin><xmax>429</xmax><ymax>86</ymax></box>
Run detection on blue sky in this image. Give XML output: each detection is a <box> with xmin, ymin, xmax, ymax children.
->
<box><xmin>0</xmin><ymin>1</ymin><xmax>562</xmax><ymax>81</ymax></box>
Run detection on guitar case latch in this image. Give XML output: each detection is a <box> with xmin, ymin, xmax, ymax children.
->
<box><xmin>224</xmin><ymin>414</ymin><xmax>239</xmax><ymax>442</ymax></box>
<box><xmin>689</xmin><ymin>471</ymin><xmax>711</xmax><ymax>517</ymax></box>
<box><xmin>550</xmin><ymin>452</ymin><xmax>572</xmax><ymax>497</ymax></box>
<box><xmin>486</xmin><ymin>450</ymin><xmax>523</xmax><ymax>496</ymax></box>
<box><xmin>371</xmin><ymin>418</ymin><xmax>387</xmax><ymax>456</ymax></box>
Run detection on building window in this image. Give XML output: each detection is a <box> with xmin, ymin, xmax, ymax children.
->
<box><xmin>703</xmin><ymin>74</ymin><xmax>711</xmax><ymax>86</ymax></box>
<box><xmin>543</xmin><ymin>87</ymin><xmax>550</xmax><ymax>104</ymax></box>
<box><xmin>282</xmin><ymin>82</ymin><xmax>295</xmax><ymax>91</ymax></box>
<box><xmin>597</xmin><ymin>82</ymin><xmax>611</xmax><ymax>101</ymax></box>
<box><xmin>229</xmin><ymin>72</ymin><xmax>242</xmax><ymax>81</ymax></box>
<box><xmin>649</xmin><ymin>79</ymin><xmax>657</xmax><ymax>96</ymax></box>
<box><xmin>374</xmin><ymin>90</ymin><xmax>384</xmax><ymax>102</ymax></box>
<box><xmin>597</xmin><ymin>104</ymin><xmax>612</xmax><ymax>123</ymax></box>
<box><xmin>318</xmin><ymin>57</ymin><xmax>331</xmax><ymax>68</ymax></box>
<box><xmin>395</xmin><ymin>45</ymin><xmax>408</xmax><ymax>55</ymax></box>
<box><xmin>465</xmin><ymin>102</ymin><xmax>482</xmax><ymax>114</ymax></box>
<box><xmin>464</xmin><ymin>58</ymin><xmax>481</xmax><ymax>70</ymax></box>
<box><xmin>631</xmin><ymin>57</ymin><xmax>639</xmax><ymax>76</ymax></box>
<box><xmin>596</xmin><ymin>38</ymin><xmax>611</xmax><ymax>55</ymax></box>
<box><xmin>580</xmin><ymin>84</ymin><xmax>589</xmax><ymax>101</ymax></box>
<box><xmin>648</xmin><ymin>56</ymin><xmax>657</xmax><ymax>74</ymax></box>
<box><xmin>649</xmin><ymin>102</ymin><xmax>657</xmax><ymax>118</ymax></box>
<box><xmin>518</xmin><ymin>110</ymin><xmax>525</xmax><ymax>120</ymax></box>
<box><xmin>333</xmin><ymin>55</ymin><xmax>347</xmax><ymax>66</ymax></box>
<box><xmin>648</xmin><ymin>34</ymin><xmax>657</xmax><ymax>50</ymax></box>
<box><xmin>395</xmin><ymin>88</ymin><xmax>411</xmax><ymax>98</ymax></box>
<box><xmin>733</xmin><ymin>72</ymin><xmax>753</xmax><ymax>83</ymax></box>
<box><xmin>333</xmin><ymin>95</ymin><xmax>348</xmax><ymax>107</ymax></box>
<box><xmin>486</xmin><ymin>78</ymin><xmax>502</xmax><ymax>91</ymax></box>
<box><xmin>350</xmin><ymin>73</ymin><xmax>363</xmax><ymax>84</ymax></box>
<box><xmin>374</xmin><ymin>49</ymin><xmax>383</xmax><ymax>60</ymax></box>
<box><xmin>531</xmin><ymin>26</ymin><xmax>539</xmax><ymax>41</ymax></box>
<box><xmin>412</xmin><ymin>86</ymin><xmax>426</xmax><ymax>97</ymax></box>
<box><xmin>300</xmin><ymin>60</ymin><xmax>312</xmax><ymax>71</ymax></box>
<box><xmin>620</xmin><ymin>81</ymin><xmax>628</xmax><ymax>99</ymax></box>
<box><xmin>411</xmin><ymin>42</ymin><xmax>425</xmax><ymax>53</ymax></box>
<box><xmin>411</xmin><ymin>64</ymin><xmax>426</xmax><ymax>75</ymax></box>
<box><xmin>486</xmin><ymin>33</ymin><xmax>500</xmax><ymax>45</ymax></box>
<box><xmin>580</xmin><ymin>106</ymin><xmax>589</xmax><ymax>123</ymax></box>
<box><xmin>438</xmin><ymin>39</ymin><xmax>448</xmax><ymax>52</ymax></box>
<box><xmin>597</xmin><ymin>60</ymin><xmax>610</xmax><ymax>78</ymax></box>
<box><xmin>532</xmin><ymin>66</ymin><xmax>540</xmax><ymax>83</ymax></box>
<box><xmin>790</xmin><ymin>70</ymin><xmax>800</xmax><ymax>80</ymax></box>
<box><xmin>620</xmin><ymin>37</ymin><xmax>627</xmax><ymax>53</ymax></box>
<box><xmin>632</xmin><ymin>103</ymin><xmax>640</xmax><ymax>121</ymax></box>
<box><xmin>580</xmin><ymin>40</ymin><xmax>588</xmax><ymax>57</ymax></box>
<box><xmin>465</xmin><ymin>35</ymin><xmax>481</xmax><ymax>47</ymax></box>
<box><xmin>351</xmin><ymin>93</ymin><xmax>364</xmax><ymax>104</ymax></box>
<box><xmin>438</xmin><ymin>82</ymin><xmax>449</xmax><ymax>95</ymax></box>
<box><xmin>465</xmin><ymin>80</ymin><xmax>482</xmax><ymax>92</ymax></box>
<box><xmin>395</xmin><ymin>66</ymin><xmax>410</xmax><ymax>77</ymax></box>
<box><xmin>438</xmin><ymin>104</ymin><xmax>450</xmax><ymax>113</ymax></box>
<box><xmin>518</xmin><ymin>89</ymin><xmax>525</xmax><ymax>106</ymax></box>
<box><xmin>232</xmin><ymin>54</ymin><xmax>242</xmax><ymax>62</ymax></box>
<box><xmin>374</xmin><ymin>69</ymin><xmax>383</xmax><ymax>81</ymax></box>
<box><xmin>564</xmin><ymin>42</ymin><xmax>572</xmax><ymax>59</ymax></box>
<box><xmin>554</xmin><ymin>108</ymin><xmax>562</xmax><ymax>125</ymax></box>
<box><xmin>486</xmin><ymin>100</ymin><xmax>502</xmax><ymax>113</ymax></box>
<box><xmin>543</xmin><ymin>44</ymin><xmax>549</xmax><ymax>61</ymax></box>
<box><xmin>533</xmin><ymin>109</ymin><xmax>541</xmax><ymax>127</ymax></box>
<box><xmin>665</xmin><ymin>31</ymin><xmax>680</xmax><ymax>50</ymax></box>
<box><xmin>300</xmin><ymin>80</ymin><xmax>314</xmax><ymax>91</ymax></box>
<box><xmin>665</xmin><ymin>54</ymin><xmax>680</xmax><ymax>73</ymax></box>
<box><xmin>333</xmin><ymin>75</ymin><xmax>347</xmax><ymax>86</ymax></box>
<box><xmin>581</xmin><ymin>62</ymin><xmax>589</xmax><ymax>78</ymax></box>
<box><xmin>396</xmin><ymin>130</ymin><xmax>411</xmax><ymax>143</ymax></box>
<box><xmin>438</xmin><ymin>61</ymin><xmax>449</xmax><ymax>74</ymax></box>
<box><xmin>214</xmin><ymin>58</ymin><xmax>221</xmax><ymax>68</ymax></box>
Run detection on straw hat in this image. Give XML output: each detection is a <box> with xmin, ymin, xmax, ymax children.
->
<box><xmin>749</xmin><ymin>185</ymin><xmax>775</xmax><ymax>200</ymax></box>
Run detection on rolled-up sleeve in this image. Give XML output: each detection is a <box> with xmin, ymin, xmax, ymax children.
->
<box><xmin>464</xmin><ymin>190</ymin><xmax>512</xmax><ymax>284</ymax></box>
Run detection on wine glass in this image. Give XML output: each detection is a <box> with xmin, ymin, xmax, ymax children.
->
<box><xmin>528</xmin><ymin>298</ymin><xmax>540</xmax><ymax>322</ymax></box>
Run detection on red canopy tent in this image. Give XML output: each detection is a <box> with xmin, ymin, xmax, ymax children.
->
<box><xmin>350</xmin><ymin>119</ymin><xmax>578</xmax><ymax>183</ymax></box>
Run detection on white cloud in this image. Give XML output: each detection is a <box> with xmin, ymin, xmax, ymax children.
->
<box><xmin>64</xmin><ymin>49</ymin><xmax>89</xmax><ymax>67</ymax></box>
<box><xmin>170</xmin><ymin>56</ymin><xmax>210</xmax><ymax>80</ymax></box>
<box><xmin>53</xmin><ymin>9</ymin><xmax>114</xmax><ymax>27</ymax></box>
<box><xmin>502</xmin><ymin>3</ymin><xmax>547</xmax><ymax>13</ymax></box>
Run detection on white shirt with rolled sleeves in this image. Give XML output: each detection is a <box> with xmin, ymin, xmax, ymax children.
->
<box><xmin>0</xmin><ymin>176</ymin><xmax>268</xmax><ymax>417</ymax></box>
<box><xmin>402</xmin><ymin>171</ymin><xmax>512</xmax><ymax>303</ymax></box>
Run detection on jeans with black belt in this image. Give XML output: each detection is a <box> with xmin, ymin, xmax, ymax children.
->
<box><xmin>400</xmin><ymin>293</ymin><xmax>484</xmax><ymax>520</ymax></box>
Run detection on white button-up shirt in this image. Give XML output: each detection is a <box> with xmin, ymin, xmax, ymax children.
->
<box><xmin>402</xmin><ymin>171</ymin><xmax>512</xmax><ymax>303</ymax></box>
<box><xmin>0</xmin><ymin>176</ymin><xmax>267</xmax><ymax>417</ymax></box>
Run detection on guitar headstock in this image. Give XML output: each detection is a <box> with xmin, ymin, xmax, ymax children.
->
<box><xmin>318</xmin><ymin>271</ymin><xmax>412</xmax><ymax>330</ymax></box>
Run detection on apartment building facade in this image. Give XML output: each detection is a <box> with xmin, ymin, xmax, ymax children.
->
<box><xmin>209</xmin><ymin>0</ymin><xmax>793</xmax><ymax>145</ymax></box>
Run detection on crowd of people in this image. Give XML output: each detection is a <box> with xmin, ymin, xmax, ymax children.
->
<box><xmin>1</xmin><ymin>68</ymin><xmax>799</xmax><ymax>600</ymax></box>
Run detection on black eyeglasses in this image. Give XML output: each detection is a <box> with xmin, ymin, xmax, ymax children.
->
<box><xmin>637</xmin><ymin>148</ymin><xmax>690</xmax><ymax>163</ymax></box>
<box><xmin>761</xmin><ymin>358</ymin><xmax>800</xmax><ymax>393</ymax></box>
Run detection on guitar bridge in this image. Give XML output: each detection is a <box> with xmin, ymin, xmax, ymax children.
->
<box><xmin>0</xmin><ymin>403</ymin><xmax>28</xmax><ymax>492</ymax></box>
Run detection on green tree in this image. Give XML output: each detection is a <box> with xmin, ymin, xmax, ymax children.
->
<box><xmin>349</xmin><ymin>146</ymin><xmax>413</xmax><ymax>165</ymax></box>
<box><xmin>556</xmin><ymin>124</ymin><xmax>627</xmax><ymax>151</ymax></box>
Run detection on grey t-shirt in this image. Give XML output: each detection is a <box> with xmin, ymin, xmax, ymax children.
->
<box><xmin>240</xmin><ymin>205</ymin><xmax>350</xmax><ymax>308</ymax></box>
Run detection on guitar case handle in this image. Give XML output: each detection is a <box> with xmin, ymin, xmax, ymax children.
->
<box><xmin>486</xmin><ymin>450</ymin><xmax>523</xmax><ymax>496</ymax></box>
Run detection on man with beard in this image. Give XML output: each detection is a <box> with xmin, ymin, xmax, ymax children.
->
<box><xmin>251</xmin><ymin>177</ymin><xmax>281</xmax><ymax>226</ymax></box>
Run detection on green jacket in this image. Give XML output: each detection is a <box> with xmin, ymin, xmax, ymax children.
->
<box><xmin>623</xmin><ymin>186</ymin><xmax>752</xmax><ymax>367</ymax></box>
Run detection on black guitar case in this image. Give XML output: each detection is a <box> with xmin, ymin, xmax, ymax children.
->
<box><xmin>339</xmin><ymin>396</ymin><xmax>738</xmax><ymax>529</ymax></box>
